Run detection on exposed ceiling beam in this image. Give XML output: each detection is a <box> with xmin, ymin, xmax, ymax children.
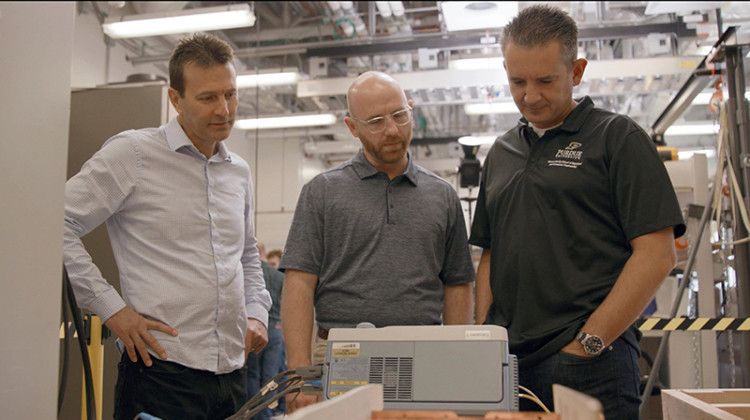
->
<box><xmin>579</xmin><ymin>22</ymin><xmax>697</xmax><ymax>41</ymax></box>
<box><xmin>296</xmin><ymin>56</ymin><xmax>698</xmax><ymax>98</ymax></box>
<box><xmin>305</xmin><ymin>22</ymin><xmax>697</xmax><ymax>58</ymax></box>
<box><xmin>128</xmin><ymin>22</ymin><xmax>697</xmax><ymax>64</ymax></box>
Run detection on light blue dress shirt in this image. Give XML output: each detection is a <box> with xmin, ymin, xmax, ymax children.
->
<box><xmin>63</xmin><ymin>117</ymin><xmax>271</xmax><ymax>374</ymax></box>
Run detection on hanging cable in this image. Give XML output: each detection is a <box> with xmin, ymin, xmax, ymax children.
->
<box><xmin>58</xmin><ymin>280</ymin><xmax>70</xmax><ymax>416</ymax></box>
<box><xmin>63</xmin><ymin>266</ymin><xmax>97</xmax><ymax>420</ymax></box>
<box><xmin>225</xmin><ymin>365</ymin><xmax>323</xmax><ymax>420</ymax></box>
<box><xmin>517</xmin><ymin>384</ymin><xmax>550</xmax><ymax>413</ymax></box>
<box><xmin>711</xmin><ymin>101</ymin><xmax>750</xmax><ymax>246</ymax></box>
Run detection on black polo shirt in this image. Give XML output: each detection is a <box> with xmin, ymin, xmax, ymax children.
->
<box><xmin>469</xmin><ymin>96</ymin><xmax>686</xmax><ymax>368</ymax></box>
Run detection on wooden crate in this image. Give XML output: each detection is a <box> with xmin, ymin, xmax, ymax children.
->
<box><xmin>662</xmin><ymin>389</ymin><xmax>750</xmax><ymax>419</ymax></box>
<box><xmin>370</xmin><ymin>410</ymin><xmax>560</xmax><ymax>419</ymax></box>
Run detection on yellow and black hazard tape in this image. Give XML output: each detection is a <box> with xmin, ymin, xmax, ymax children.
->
<box><xmin>637</xmin><ymin>317</ymin><xmax>750</xmax><ymax>331</ymax></box>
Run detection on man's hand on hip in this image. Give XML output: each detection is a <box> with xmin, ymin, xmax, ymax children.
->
<box><xmin>104</xmin><ymin>307</ymin><xmax>178</xmax><ymax>367</ymax></box>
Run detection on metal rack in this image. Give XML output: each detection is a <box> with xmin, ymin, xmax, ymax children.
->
<box><xmin>641</xmin><ymin>25</ymin><xmax>750</xmax><ymax>417</ymax></box>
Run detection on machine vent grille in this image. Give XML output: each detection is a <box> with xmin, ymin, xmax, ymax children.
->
<box><xmin>369</xmin><ymin>357</ymin><xmax>413</xmax><ymax>401</ymax></box>
<box><xmin>511</xmin><ymin>354</ymin><xmax>519</xmax><ymax>410</ymax></box>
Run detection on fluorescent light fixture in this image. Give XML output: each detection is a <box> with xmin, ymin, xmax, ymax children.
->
<box><xmin>664</xmin><ymin>123</ymin><xmax>719</xmax><ymax>136</ymax></box>
<box><xmin>235</xmin><ymin>114</ymin><xmax>337</xmax><ymax>130</ymax></box>
<box><xmin>441</xmin><ymin>2</ymin><xmax>518</xmax><ymax>32</ymax></box>
<box><xmin>458</xmin><ymin>135</ymin><xmax>498</xmax><ymax>146</ymax></box>
<box><xmin>102</xmin><ymin>4</ymin><xmax>255</xmax><ymax>39</ymax></box>
<box><xmin>237</xmin><ymin>70</ymin><xmax>300</xmax><ymax>89</ymax></box>
<box><xmin>449</xmin><ymin>57</ymin><xmax>503</xmax><ymax>70</ymax></box>
<box><xmin>691</xmin><ymin>92</ymin><xmax>715</xmax><ymax>105</ymax></box>
<box><xmin>695</xmin><ymin>45</ymin><xmax>714</xmax><ymax>56</ymax></box>
<box><xmin>692</xmin><ymin>91</ymin><xmax>750</xmax><ymax>105</ymax></box>
<box><xmin>464</xmin><ymin>102</ymin><xmax>519</xmax><ymax>115</ymax></box>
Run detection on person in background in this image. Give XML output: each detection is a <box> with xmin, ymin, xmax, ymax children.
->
<box><xmin>63</xmin><ymin>33</ymin><xmax>271</xmax><ymax>420</ymax></box>
<box><xmin>469</xmin><ymin>5</ymin><xmax>686</xmax><ymax>419</ymax></box>
<box><xmin>266</xmin><ymin>249</ymin><xmax>283</xmax><ymax>270</ymax></box>
<box><xmin>280</xmin><ymin>71</ymin><xmax>476</xmax><ymax>413</ymax></box>
<box><xmin>245</xmin><ymin>242</ymin><xmax>286</xmax><ymax>419</ymax></box>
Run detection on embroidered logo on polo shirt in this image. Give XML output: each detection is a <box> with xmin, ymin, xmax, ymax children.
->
<box><xmin>549</xmin><ymin>142</ymin><xmax>583</xmax><ymax>168</ymax></box>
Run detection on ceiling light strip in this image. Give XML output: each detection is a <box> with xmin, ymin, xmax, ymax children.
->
<box><xmin>102</xmin><ymin>4</ymin><xmax>255</xmax><ymax>39</ymax></box>
<box><xmin>235</xmin><ymin>114</ymin><xmax>338</xmax><ymax>130</ymax></box>
<box><xmin>458</xmin><ymin>135</ymin><xmax>498</xmax><ymax>146</ymax></box>
<box><xmin>237</xmin><ymin>71</ymin><xmax>300</xmax><ymax>88</ymax></box>
<box><xmin>664</xmin><ymin>123</ymin><xmax>719</xmax><ymax>136</ymax></box>
<box><xmin>464</xmin><ymin>102</ymin><xmax>519</xmax><ymax>115</ymax></box>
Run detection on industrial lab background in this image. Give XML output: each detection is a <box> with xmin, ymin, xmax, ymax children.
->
<box><xmin>3</xmin><ymin>2</ymin><xmax>750</xmax><ymax>419</ymax></box>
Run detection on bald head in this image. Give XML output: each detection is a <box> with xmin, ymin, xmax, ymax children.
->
<box><xmin>343</xmin><ymin>70</ymin><xmax>413</xmax><ymax>178</ymax></box>
<box><xmin>347</xmin><ymin>71</ymin><xmax>407</xmax><ymax>119</ymax></box>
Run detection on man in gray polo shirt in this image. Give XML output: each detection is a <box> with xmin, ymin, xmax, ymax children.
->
<box><xmin>280</xmin><ymin>71</ymin><xmax>476</xmax><ymax>413</ymax></box>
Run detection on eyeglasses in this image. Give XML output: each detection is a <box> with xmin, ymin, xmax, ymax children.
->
<box><xmin>350</xmin><ymin>107</ymin><xmax>413</xmax><ymax>133</ymax></box>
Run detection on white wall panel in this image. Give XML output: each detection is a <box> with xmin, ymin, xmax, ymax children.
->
<box><xmin>0</xmin><ymin>3</ymin><xmax>75</xmax><ymax>419</ymax></box>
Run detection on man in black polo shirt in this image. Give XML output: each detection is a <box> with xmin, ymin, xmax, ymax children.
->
<box><xmin>469</xmin><ymin>5</ymin><xmax>686</xmax><ymax>419</ymax></box>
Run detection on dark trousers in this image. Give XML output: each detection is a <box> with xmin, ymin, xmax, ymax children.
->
<box><xmin>518</xmin><ymin>336</ymin><xmax>641</xmax><ymax>420</ymax></box>
<box><xmin>114</xmin><ymin>353</ymin><xmax>247</xmax><ymax>420</ymax></box>
<box><xmin>246</xmin><ymin>322</ymin><xmax>286</xmax><ymax>419</ymax></box>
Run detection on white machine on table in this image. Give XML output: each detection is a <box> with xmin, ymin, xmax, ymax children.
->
<box><xmin>322</xmin><ymin>324</ymin><xmax>518</xmax><ymax>416</ymax></box>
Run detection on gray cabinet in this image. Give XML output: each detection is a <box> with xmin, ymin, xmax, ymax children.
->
<box><xmin>60</xmin><ymin>82</ymin><xmax>173</xmax><ymax>420</ymax></box>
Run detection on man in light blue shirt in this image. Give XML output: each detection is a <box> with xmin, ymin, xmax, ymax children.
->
<box><xmin>63</xmin><ymin>33</ymin><xmax>271</xmax><ymax>420</ymax></box>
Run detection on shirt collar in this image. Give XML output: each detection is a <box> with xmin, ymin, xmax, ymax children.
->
<box><xmin>165</xmin><ymin>117</ymin><xmax>231</xmax><ymax>162</ymax></box>
<box><xmin>351</xmin><ymin>148</ymin><xmax>419</xmax><ymax>186</ymax></box>
<box><xmin>518</xmin><ymin>96</ymin><xmax>595</xmax><ymax>135</ymax></box>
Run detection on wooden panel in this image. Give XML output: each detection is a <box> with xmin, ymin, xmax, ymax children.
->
<box><xmin>484</xmin><ymin>413</ymin><xmax>560</xmax><ymax>420</ymax></box>
<box><xmin>662</xmin><ymin>389</ymin><xmax>748</xmax><ymax>420</ymax></box>
<box><xmin>370</xmin><ymin>410</ymin><xmax>560</xmax><ymax>420</ymax></box>
<box><xmin>683</xmin><ymin>389</ymin><xmax>750</xmax><ymax>404</ymax></box>
<box><xmin>716</xmin><ymin>404</ymin><xmax>750</xmax><ymax>418</ymax></box>
<box><xmin>285</xmin><ymin>384</ymin><xmax>383</xmax><ymax>420</ymax></box>
<box><xmin>372</xmin><ymin>410</ymin><xmax>461</xmax><ymax>419</ymax></box>
<box><xmin>552</xmin><ymin>384</ymin><xmax>604</xmax><ymax>420</ymax></box>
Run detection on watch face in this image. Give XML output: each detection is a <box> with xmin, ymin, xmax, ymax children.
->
<box><xmin>583</xmin><ymin>335</ymin><xmax>604</xmax><ymax>354</ymax></box>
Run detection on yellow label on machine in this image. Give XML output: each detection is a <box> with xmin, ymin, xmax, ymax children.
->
<box><xmin>330</xmin><ymin>380</ymin><xmax>368</xmax><ymax>385</ymax></box>
<box><xmin>331</xmin><ymin>342</ymin><xmax>360</xmax><ymax>357</ymax></box>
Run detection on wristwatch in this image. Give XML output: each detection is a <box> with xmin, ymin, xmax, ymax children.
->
<box><xmin>576</xmin><ymin>331</ymin><xmax>605</xmax><ymax>356</ymax></box>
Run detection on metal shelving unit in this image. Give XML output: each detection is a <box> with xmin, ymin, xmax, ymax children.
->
<box><xmin>641</xmin><ymin>25</ymin><xmax>750</xmax><ymax>418</ymax></box>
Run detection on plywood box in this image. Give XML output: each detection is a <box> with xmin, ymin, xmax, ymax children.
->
<box><xmin>371</xmin><ymin>410</ymin><xmax>559</xmax><ymax>419</ymax></box>
<box><xmin>662</xmin><ymin>389</ymin><xmax>750</xmax><ymax>419</ymax></box>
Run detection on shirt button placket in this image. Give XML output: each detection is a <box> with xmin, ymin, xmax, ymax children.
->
<box><xmin>386</xmin><ymin>184</ymin><xmax>395</xmax><ymax>223</ymax></box>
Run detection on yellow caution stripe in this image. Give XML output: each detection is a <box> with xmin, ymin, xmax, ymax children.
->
<box><xmin>637</xmin><ymin>317</ymin><xmax>750</xmax><ymax>331</ymax></box>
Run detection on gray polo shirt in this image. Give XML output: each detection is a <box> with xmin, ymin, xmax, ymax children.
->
<box><xmin>280</xmin><ymin>149</ymin><xmax>475</xmax><ymax>330</ymax></box>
